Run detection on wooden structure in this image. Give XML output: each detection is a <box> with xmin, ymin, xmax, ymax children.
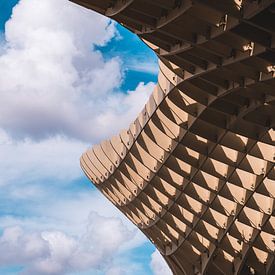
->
<box><xmin>70</xmin><ymin>0</ymin><xmax>275</xmax><ymax>274</ymax></box>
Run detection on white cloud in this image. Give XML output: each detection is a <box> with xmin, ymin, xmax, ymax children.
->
<box><xmin>150</xmin><ymin>250</ymin><xmax>172</xmax><ymax>275</ymax></box>
<box><xmin>0</xmin><ymin>0</ymin><xmax>155</xmax><ymax>188</ymax></box>
<box><xmin>127</xmin><ymin>60</ymin><xmax>159</xmax><ymax>75</ymax></box>
<box><xmin>0</xmin><ymin>1</ymin><xmax>166</xmax><ymax>274</ymax></box>
<box><xmin>0</xmin><ymin>132</ymin><xmax>87</xmax><ymax>186</ymax></box>
<box><xmin>105</xmin><ymin>264</ymin><xmax>142</xmax><ymax>275</ymax></box>
<box><xmin>0</xmin><ymin>0</ymin><xmax>154</xmax><ymax>142</ymax></box>
<box><xmin>0</xmin><ymin>226</ymin><xmax>49</xmax><ymax>266</ymax></box>
<box><xmin>0</xmin><ymin>212</ymin><xmax>137</xmax><ymax>275</ymax></box>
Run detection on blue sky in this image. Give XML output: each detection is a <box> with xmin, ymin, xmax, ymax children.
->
<box><xmin>0</xmin><ymin>0</ymin><xmax>18</xmax><ymax>31</ymax></box>
<box><xmin>96</xmin><ymin>24</ymin><xmax>158</xmax><ymax>91</ymax></box>
<box><xmin>0</xmin><ymin>1</ymin><xmax>171</xmax><ymax>275</ymax></box>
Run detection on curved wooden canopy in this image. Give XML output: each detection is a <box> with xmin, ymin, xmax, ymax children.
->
<box><xmin>70</xmin><ymin>0</ymin><xmax>275</xmax><ymax>274</ymax></box>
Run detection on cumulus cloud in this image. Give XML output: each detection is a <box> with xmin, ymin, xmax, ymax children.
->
<box><xmin>0</xmin><ymin>0</ymin><xmax>163</xmax><ymax>274</ymax></box>
<box><xmin>150</xmin><ymin>250</ymin><xmax>172</xmax><ymax>275</ymax></box>
<box><xmin>0</xmin><ymin>0</ymin><xmax>154</xmax><ymax>142</ymax></box>
<box><xmin>0</xmin><ymin>226</ymin><xmax>49</xmax><ymax>266</ymax></box>
<box><xmin>0</xmin><ymin>0</ymin><xmax>155</xmax><ymax>186</ymax></box>
<box><xmin>0</xmin><ymin>212</ymin><xmax>136</xmax><ymax>275</ymax></box>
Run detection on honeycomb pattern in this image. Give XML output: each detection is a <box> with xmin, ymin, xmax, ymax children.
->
<box><xmin>70</xmin><ymin>0</ymin><xmax>275</xmax><ymax>274</ymax></box>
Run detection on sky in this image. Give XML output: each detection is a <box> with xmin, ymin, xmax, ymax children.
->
<box><xmin>0</xmin><ymin>0</ymin><xmax>172</xmax><ymax>275</ymax></box>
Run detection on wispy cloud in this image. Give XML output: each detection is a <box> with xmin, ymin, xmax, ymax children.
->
<box><xmin>0</xmin><ymin>133</ymin><xmax>87</xmax><ymax>186</ymax></box>
<box><xmin>126</xmin><ymin>60</ymin><xmax>159</xmax><ymax>75</ymax></box>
